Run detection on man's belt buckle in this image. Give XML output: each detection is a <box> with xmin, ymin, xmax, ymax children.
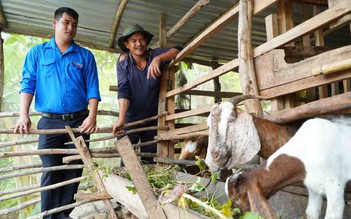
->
<box><xmin>62</xmin><ymin>114</ymin><xmax>73</xmax><ymax>121</ymax></box>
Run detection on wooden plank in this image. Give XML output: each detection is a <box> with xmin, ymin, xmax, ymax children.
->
<box><xmin>183</xmin><ymin>90</ymin><xmax>241</xmax><ymax>98</ymax></box>
<box><xmin>255</xmin><ymin>45</ymin><xmax>351</xmax><ymax>91</ymax></box>
<box><xmin>166</xmin><ymin>59</ymin><xmax>239</xmax><ymax>98</ymax></box>
<box><xmin>115</xmin><ymin>137</ymin><xmax>167</xmax><ymax>219</ymax></box>
<box><xmin>158</xmin><ymin>123</ymin><xmax>208</xmax><ymax>138</ymax></box>
<box><xmin>165</xmin><ymin>105</ymin><xmax>212</xmax><ymax>121</ymax></box>
<box><xmin>265</xmin><ymin>91</ymin><xmax>351</xmax><ymax>124</ymax></box>
<box><xmin>329</xmin><ymin>0</ymin><xmax>351</xmax><ymax>29</ymax></box>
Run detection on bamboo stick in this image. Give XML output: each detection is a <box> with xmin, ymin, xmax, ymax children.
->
<box><xmin>64</xmin><ymin>125</ymin><xmax>168</xmax><ymax>144</ymax></box>
<box><xmin>75</xmin><ymin>192</ymin><xmax>112</xmax><ymax>200</ymax></box>
<box><xmin>0</xmin><ymin>137</ymin><xmax>39</xmax><ymax>148</ymax></box>
<box><xmin>66</xmin><ymin>126</ymin><xmax>119</xmax><ymax>219</ymax></box>
<box><xmin>0</xmin><ymin>112</ymin><xmax>168</xmax><ymax>135</ymax></box>
<box><xmin>0</xmin><ymin>197</ymin><xmax>40</xmax><ymax>215</ymax></box>
<box><xmin>109</xmin><ymin>0</ymin><xmax>128</xmax><ymax>48</ymax></box>
<box><xmin>27</xmin><ymin>199</ymin><xmax>95</xmax><ymax>219</ymax></box>
<box><xmin>0</xmin><ymin>110</ymin><xmax>118</xmax><ymax>118</ymax></box>
<box><xmin>63</xmin><ymin>152</ymin><xmax>157</xmax><ymax>163</ymax></box>
<box><xmin>115</xmin><ymin>136</ymin><xmax>167</xmax><ymax>219</ymax></box>
<box><xmin>0</xmin><ymin>184</ymin><xmax>40</xmax><ymax>196</ymax></box>
<box><xmin>155</xmin><ymin>130</ymin><xmax>208</xmax><ymax>141</ymax></box>
<box><xmin>0</xmin><ymin>162</ymin><xmax>41</xmax><ymax>172</ymax></box>
<box><xmin>0</xmin><ymin>176</ymin><xmax>86</xmax><ymax>202</ymax></box>
<box><xmin>0</xmin><ymin>164</ymin><xmax>84</xmax><ymax>180</ymax></box>
<box><xmin>153</xmin><ymin>157</ymin><xmax>196</xmax><ymax>166</ymax></box>
<box><xmin>312</xmin><ymin>58</ymin><xmax>351</xmax><ymax>75</ymax></box>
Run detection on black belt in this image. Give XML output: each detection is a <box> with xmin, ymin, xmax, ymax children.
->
<box><xmin>42</xmin><ymin>109</ymin><xmax>89</xmax><ymax>121</ymax></box>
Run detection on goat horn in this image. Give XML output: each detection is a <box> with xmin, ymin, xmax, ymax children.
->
<box><xmin>229</xmin><ymin>95</ymin><xmax>262</xmax><ymax>106</ymax></box>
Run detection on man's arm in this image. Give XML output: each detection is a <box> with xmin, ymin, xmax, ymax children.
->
<box><xmin>14</xmin><ymin>92</ymin><xmax>33</xmax><ymax>135</ymax></box>
<box><xmin>112</xmin><ymin>98</ymin><xmax>130</xmax><ymax>135</ymax></box>
<box><xmin>147</xmin><ymin>48</ymin><xmax>181</xmax><ymax>79</ymax></box>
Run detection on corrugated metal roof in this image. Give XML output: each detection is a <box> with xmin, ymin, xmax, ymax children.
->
<box><xmin>0</xmin><ymin>0</ymin><xmax>349</xmax><ymax>64</ymax></box>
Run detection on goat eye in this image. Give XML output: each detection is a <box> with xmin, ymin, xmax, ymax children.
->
<box><xmin>234</xmin><ymin>198</ymin><xmax>239</xmax><ymax>202</ymax></box>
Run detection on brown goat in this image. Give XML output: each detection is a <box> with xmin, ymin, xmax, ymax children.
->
<box><xmin>225</xmin><ymin>154</ymin><xmax>306</xmax><ymax>218</ymax></box>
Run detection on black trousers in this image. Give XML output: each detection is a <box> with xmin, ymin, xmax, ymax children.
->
<box><xmin>37</xmin><ymin>116</ymin><xmax>89</xmax><ymax>219</ymax></box>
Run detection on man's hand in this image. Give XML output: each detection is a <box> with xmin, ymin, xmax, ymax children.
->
<box><xmin>79</xmin><ymin>115</ymin><xmax>99</xmax><ymax>134</ymax></box>
<box><xmin>147</xmin><ymin>56</ymin><xmax>161</xmax><ymax>80</ymax></box>
<box><xmin>112</xmin><ymin>119</ymin><xmax>126</xmax><ymax>135</ymax></box>
<box><xmin>13</xmin><ymin>115</ymin><xmax>32</xmax><ymax>136</ymax></box>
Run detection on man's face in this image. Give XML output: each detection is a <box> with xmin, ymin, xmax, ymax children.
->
<box><xmin>124</xmin><ymin>32</ymin><xmax>147</xmax><ymax>56</ymax></box>
<box><xmin>53</xmin><ymin>12</ymin><xmax>78</xmax><ymax>43</ymax></box>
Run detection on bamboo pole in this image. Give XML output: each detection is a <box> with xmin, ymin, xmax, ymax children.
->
<box><xmin>64</xmin><ymin>125</ymin><xmax>168</xmax><ymax>144</ymax></box>
<box><xmin>155</xmin><ymin>130</ymin><xmax>208</xmax><ymax>141</ymax></box>
<box><xmin>151</xmin><ymin>0</ymin><xmax>209</xmax><ymax>48</ymax></box>
<box><xmin>0</xmin><ymin>112</ymin><xmax>168</xmax><ymax>135</ymax></box>
<box><xmin>0</xmin><ymin>164</ymin><xmax>84</xmax><ymax>180</ymax></box>
<box><xmin>0</xmin><ymin>184</ymin><xmax>40</xmax><ymax>196</ymax></box>
<box><xmin>115</xmin><ymin>136</ymin><xmax>167</xmax><ymax>219</ymax></box>
<box><xmin>75</xmin><ymin>192</ymin><xmax>111</xmax><ymax>200</ymax></box>
<box><xmin>0</xmin><ymin>176</ymin><xmax>86</xmax><ymax>202</ymax></box>
<box><xmin>0</xmin><ymin>197</ymin><xmax>40</xmax><ymax>215</ymax></box>
<box><xmin>0</xmin><ymin>137</ymin><xmax>39</xmax><ymax>148</ymax></box>
<box><xmin>66</xmin><ymin>126</ymin><xmax>119</xmax><ymax>219</ymax></box>
<box><xmin>312</xmin><ymin>58</ymin><xmax>351</xmax><ymax>75</ymax></box>
<box><xmin>109</xmin><ymin>0</ymin><xmax>128</xmax><ymax>48</ymax></box>
<box><xmin>0</xmin><ymin>162</ymin><xmax>41</xmax><ymax>172</ymax></box>
<box><xmin>27</xmin><ymin>199</ymin><xmax>95</xmax><ymax>219</ymax></box>
<box><xmin>153</xmin><ymin>157</ymin><xmax>196</xmax><ymax>166</ymax></box>
<box><xmin>0</xmin><ymin>32</ymin><xmax>4</xmax><ymax>112</ymax></box>
<box><xmin>63</xmin><ymin>152</ymin><xmax>157</xmax><ymax>163</ymax></box>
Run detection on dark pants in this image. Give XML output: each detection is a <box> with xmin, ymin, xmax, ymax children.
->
<box><xmin>119</xmin><ymin>122</ymin><xmax>157</xmax><ymax>164</ymax></box>
<box><xmin>37</xmin><ymin>116</ymin><xmax>89</xmax><ymax>219</ymax></box>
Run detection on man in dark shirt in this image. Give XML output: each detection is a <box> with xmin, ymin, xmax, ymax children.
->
<box><xmin>112</xmin><ymin>24</ymin><xmax>181</xmax><ymax>164</ymax></box>
<box><xmin>14</xmin><ymin>7</ymin><xmax>101</xmax><ymax>219</ymax></box>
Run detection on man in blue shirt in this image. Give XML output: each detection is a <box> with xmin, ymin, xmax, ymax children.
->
<box><xmin>14</xmin><ymin>7</ymin><xmax>101</xmax><ymax>219</ymax></box>
<box><xmin>112</xmin><ymin>24</ymin><xmax>181</xmax><ymax>164</ymax></box>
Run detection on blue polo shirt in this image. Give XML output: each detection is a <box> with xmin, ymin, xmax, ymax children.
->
<box><xmin>20</xmin><ymin>38</ymin><xmax>101</xmax><ymax>114</ymax></box>
<box><xmin>117</xmin><ymin>47</ymin><xmax>181</xmax><ymax>123</ymax></box>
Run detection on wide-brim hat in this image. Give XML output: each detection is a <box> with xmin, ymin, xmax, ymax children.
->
<box><xmin>118</xmin><ymin>24</ymin><xmax>154</xmax><ymax>52</ymax></box>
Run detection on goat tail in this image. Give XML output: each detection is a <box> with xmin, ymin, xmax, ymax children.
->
<box><xmin>229</xmin><ymin>95</ymin><xmax>263</xmax><ymax>106</ymax></box>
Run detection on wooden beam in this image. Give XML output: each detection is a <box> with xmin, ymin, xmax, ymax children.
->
<box><xmin>265</xmin><ymin>91</ymin><xmax>351</xmax><ymax>124</ymax></box>
<box><xmin>287</xmin><ymin>0</ymin><xmax>328</xmax><ymax>6</ymax></box>
<box><xmin>0</xmin><ymin>32</ymin><xmax>3</xmax><ymax>112</ymax></box>
<box><xmin>169</xmin><ymin>0</ymin><xmax>277</xmax><ymax>68</ymax></box>
<box><xmin>109</xmin><ymin>0</ymin><xmax>128</xmax><ymax>48</ymax></box>
<box><xmin>165</xmin><ymin>105</ymin><xmax>212</xmax><ymax>121</ymax></box>
<box><xmin>151</xmin><ymin>0</ymin><xmax>209</xmax><ymax>48</ymax></box>
<box><xmin>115</xmin><ymin>137</ymin><xmax>167</xmax><ymax>219</ymax></box>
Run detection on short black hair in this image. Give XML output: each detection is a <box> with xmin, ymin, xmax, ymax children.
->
<box><xmin>54</xmin><ymin>7</ymin><xmax>79</xmax><ymax>20</ymax></box>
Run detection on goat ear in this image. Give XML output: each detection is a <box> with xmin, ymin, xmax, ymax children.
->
<box><xmin>231</xmin><ymin>171</ymin><xmax>242</xmax><ymax>188</ymax></box>
<box><xmin>247</xmin><ymin>182</ymin><xmax>277</xmax><ymax>219</ymax></box>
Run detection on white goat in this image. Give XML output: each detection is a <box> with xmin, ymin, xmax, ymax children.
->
<box><xmin>225</xmin><ymin>116</ymin><xmax>351</xmax><ymax>219</ymax></box>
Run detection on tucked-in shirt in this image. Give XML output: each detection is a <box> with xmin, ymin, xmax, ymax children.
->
<box><xmin>20</xmin><ymin>37</ymin><xmax>101</xmax><ymax>114</ymax></box>
<box><xmin>117</xmin><ymin>47</ymin><xmax>181</xmax><ymax>123</ymax></box>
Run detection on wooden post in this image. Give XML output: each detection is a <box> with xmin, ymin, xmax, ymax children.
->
<box><xmin>0</xmin><ymin>32</ymin><xmax>4</xmax><ymax>112</ymax></box>
<box><xmin>108</xmin><ymin>0</ymin><xmax>128</xmax><ymax>48</ymax></box>
<box><xmin>65</xmin><ymin>126</ymin><xmax>119</xmax><ymax>219</ymax></box>
<box><xmin>157</xmin><ymin>13</ymin><xmax>171</xmax><ymax>159</ymax></box>
<box><xmin>115</xmin><ymin>136</ymin><xmax>167</xmax><ymax>219</ymax></box>
<box><xmin>211</xmin><ymin>61</ymin><xmax>222</xmax><ymax>103</ymax></box>
<box><xmin>238</xmin><ymin>0</ymin><xmax>263</xmax><ymax>116</ymax></box>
